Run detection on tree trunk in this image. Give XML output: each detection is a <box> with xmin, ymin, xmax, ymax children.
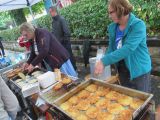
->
<box><xmin>9</xmin><ymin>9</ymin><xmax>27</xmax><ymax>26</ymax></box>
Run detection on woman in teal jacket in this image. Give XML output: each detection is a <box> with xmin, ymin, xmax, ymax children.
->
<box><xmin>95</xmin><ymin>0</ymin><xmax>151</xmax><ymax>92</ymax></box>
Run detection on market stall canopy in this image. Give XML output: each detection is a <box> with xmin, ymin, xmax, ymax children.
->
<box><xmin>0</xmin><ymin>0</ymin><xmax>41</xmax><ymax>12</ymax></box>
<box><xmin>0</xmin><ymin>0</ymin><xmax>42</xmax><ymax>25</ymax></box>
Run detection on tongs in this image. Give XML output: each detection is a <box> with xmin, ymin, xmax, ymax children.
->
<box><xmin>63</xmin><ymin>78</ymin><xmax>83</xmax><ymax>90</ymax></box>
<box><xmin>18</xmin><ymin>72</ymin><xmax>27</xmax><ymax>82</ymax></box>
<box><xmin>18</xmin><ymin>70</ymin><xmax>33</xmax><ymax>82</ymax></box>
<box><xmin>22</xmin><ymin>69</ymin><xmax>33</xmax><ymax>77</ymax></box>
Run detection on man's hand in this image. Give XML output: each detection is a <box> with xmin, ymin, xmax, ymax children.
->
<box><xmin>94</xmin><ymin>60</ymin><xmax>105</xmax><ymax>75</ymax></box>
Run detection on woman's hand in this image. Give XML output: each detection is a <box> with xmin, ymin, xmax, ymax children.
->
<box><xmin>22</xmin><ymin>63</ymin><xmax>29</xmax><ymax>71</ymax></box>
<box><xmin>27</xmin><ymin>64</ymin><xmax>34</xmax><ymax>73</ymax></box>
<box><xmin>94</xmin><ymin>60</ymin><xmax>105</xmax><ymax>75</ymax></box>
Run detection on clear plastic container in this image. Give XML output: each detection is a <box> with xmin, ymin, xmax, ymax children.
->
<box><xmin>96</xmin><ymin>48</ymin><xmax>104</xmax><ymax>61</ymax></box>
<box><xmin>89</xmin><ymin>57</ymin><xmax>111</xmax><ymax>81</ymax></box>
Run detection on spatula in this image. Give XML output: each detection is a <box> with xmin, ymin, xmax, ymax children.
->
<box><xmin>18</xmin><ymin>72</ymin><xmax>26</xmax><ymax>81</ymax></box>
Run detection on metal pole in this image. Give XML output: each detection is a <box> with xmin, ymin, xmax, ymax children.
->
<box><xmin>28</xmin><ymin>5</ymin><xmax>37</xmax><ymax>26</ymax></box>
<box><xmin>28</xmin><ymin>5</ymin><xmax>35</xmax><ymax>20</ymax></box>
<box><xmin>26</xmin><ymin>0</ymin><xmax>36</xmax><ymax>26</ymax></box>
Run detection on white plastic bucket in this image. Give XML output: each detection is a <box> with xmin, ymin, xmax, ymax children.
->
<box><xmin>89</xmin><ymin>57</ymin><xmax>111</xmax><ymax>80</ymax></box>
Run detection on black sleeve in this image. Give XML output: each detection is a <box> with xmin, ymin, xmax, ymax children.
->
<box><xmin>30</xmin><ymin>33</ymin><xmax>50</xmax><ymax>66</ymax></box>
<box><xmin>51</xmin><ymin>21</ymin><xmax>54</xmax><ymax>34</ymax></box>
<box><xmin>0</xmin><ymin>40</ymin><xmax>3</xmax><ymax>47</ymax></box>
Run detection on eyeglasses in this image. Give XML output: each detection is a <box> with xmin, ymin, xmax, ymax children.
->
<box><xmin>22</xmin><ymin>34</ymin><xmax>27</xmax><ymax>37</ymax></box>
<box><xmin>21</xmin><ymin>33</ymin><xmax>28</xmax><ymax>41</ymax></box>
<box><xmin>108</xmin><ymin>10</ymin><xmax>115</xmax><ymax>15</ymax></box>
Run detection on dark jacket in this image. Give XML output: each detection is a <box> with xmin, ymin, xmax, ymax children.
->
<box><xmin>52</xmin><ymin>15</ymin><xmax>77</xmax><ymax>70</ymax></box>
<box><xmin>27</xmin><ymin>28</ymin><xmax>70</xmax><ymax>69</ymax></box>
<box><xmin>52</xmin><ymin>15</ymin><xmax>71</xmax><ymax>49</ymax></box>
<box><xmin>0</xmin><ymin>39</ymin><xmax>3</xmax><ymax>48</ymax></box>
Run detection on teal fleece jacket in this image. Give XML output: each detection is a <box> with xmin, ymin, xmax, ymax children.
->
<box><xmin>101</xmin><ymin>13</ymin><xmax>151</xmax><ymax>80</ymax></box>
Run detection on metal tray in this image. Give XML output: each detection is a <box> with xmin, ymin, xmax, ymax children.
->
<box><xmin>53</xmin><ymin>79</ymin><xmax>153</xmax><ymax>120</ymax></box>
<box><xmin>2</xmin><ymin>67</ymin><xmax>22</xmax><ymax>80</ymax></box>
<box><xmin>1</xmin><ymin>61</ymin><xmax>26</xmax><ymax>82</ymax></box>
<box><xmin>0</xmin><ymin>59</ymin><xmax>26</xmax><ymax>74</ymax></box>
<box><xmin>8</xmin><ymin>68</ymin><xmax>45</xmax><ymax>89</ymax></box>
<box><xmin>39</xmin><ymin>76</ymin><xmax>83</xmax><ymax>105</ymax></box>
<box><xmin>12</xmin><ymin>67</ymin><xmax>45</xmax><ymax>79</ymax></box>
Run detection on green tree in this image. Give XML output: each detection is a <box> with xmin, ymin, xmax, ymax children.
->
<box><xmin>9</xmin><ymin>9</ymin><xmax>27</xmax><ymax>26</ymax></box>
<box><xmin>0</xmin><ymin>12</ymin><xmax>11</xmax><ymax>30</ymax></box>
<box><xmin>23</xmin><ymin>1</ymin><xmax>45</xmax><ymax>16</ymax></box>
<box><xmin>131</xmin><ymin>0</ymin><xmax>160</xmax><ymax>36</ymax></box>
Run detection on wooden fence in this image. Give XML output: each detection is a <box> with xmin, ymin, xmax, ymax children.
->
<box><xmin>2</xmin><ymin>36</ymin><xmax>160</xmax><ymax>75</ymax></box>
